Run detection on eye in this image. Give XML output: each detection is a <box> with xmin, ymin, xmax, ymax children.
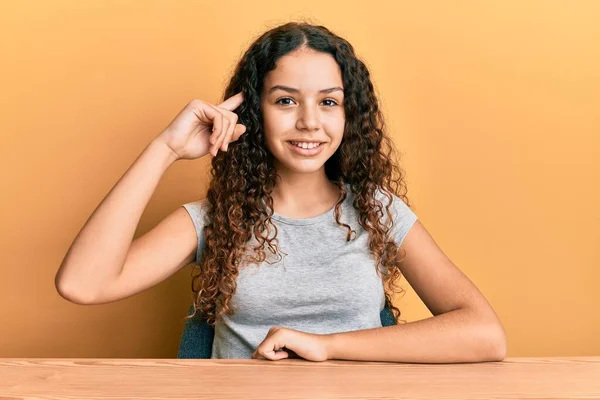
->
<box><xmin>275</xmin><ymin>97</ymin><xmax>339</xmax><ymax>107</ymax></box>
<box><xmin>276</xmin><ymin>97</ymin><xmax>295</xmax><ymax>106</ymax></box>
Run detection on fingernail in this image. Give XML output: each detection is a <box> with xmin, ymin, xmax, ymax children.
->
<box><xmin>224</xmin><ymin>143</ymin><xmax>229</xmax><ymax>151</ymax></box>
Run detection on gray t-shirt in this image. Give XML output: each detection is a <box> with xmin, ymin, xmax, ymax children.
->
<box><xmin>182</xmin><ymin>185</ymin><xmax>418</xmax><ymax>358</ymax></box>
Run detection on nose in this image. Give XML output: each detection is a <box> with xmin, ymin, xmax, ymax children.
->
<box><xmin>296</xmin><ymin>103</ymin><xmax>321</xmax><ymax>131</ymax></box>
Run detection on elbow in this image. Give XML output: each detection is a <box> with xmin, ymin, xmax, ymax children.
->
<box><xmin>467</xmin><ymin>306</ymin><xmax>507</xmax><ymax>362</ymax></box>
<box><xmin>493</xmin><ymin>327</ymin><xmax>508</xmax><ymax>361</ymax></box>
<box><xmin>55</xmin><ymin>274</ymin><xmax>96</xmax><ymax>305</ymax></box>
<box><xmin>483</xmin><ymin>323</ymin><xmax>507</xmax><ymax>362</ymax></box>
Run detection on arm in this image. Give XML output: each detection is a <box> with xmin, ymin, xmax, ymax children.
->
<box><xmin>54</xmin><ymin>138</ymin><xmax>186</xmax><ymax>304</ymax></box>
<box><xmin>325</xmin><ymin>220</ymin><xmax>507</xmax><ymax>363</ymax></box>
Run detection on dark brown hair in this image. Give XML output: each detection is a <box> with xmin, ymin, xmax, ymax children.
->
<box><xmin>185</xmin><ymin>21</ymin><xmax>412</xmax><ymax>327</ymax></box>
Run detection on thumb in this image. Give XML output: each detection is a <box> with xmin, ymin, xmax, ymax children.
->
<box><xmin>232</xmin><ymin>124</ymin><xmax>247</xmax><ymax>141</ymax></box>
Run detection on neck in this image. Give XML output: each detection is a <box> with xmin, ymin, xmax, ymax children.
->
<box><xmin>271</xmin><ymin>166</ymin><xmax>341</xmax><ymax>219</ymax></box>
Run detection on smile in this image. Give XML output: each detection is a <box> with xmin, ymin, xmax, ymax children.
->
<box><xmin>286</xmin><ymin>141</ymin><xmax>325</xmax><ymax>156</ymax></box>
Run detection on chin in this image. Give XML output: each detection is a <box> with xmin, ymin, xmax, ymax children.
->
<box><xmin>278</xmin><ymin>159</ymin><xmax>326</xmax><ymax>174</ymax></box>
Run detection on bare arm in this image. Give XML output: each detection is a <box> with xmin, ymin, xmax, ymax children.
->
<box><xmin>325</xmin><ymin>220</ymin><xmax>507</xmax><ymax>363</ymax></box>
<box><xmin>55</xmin><ymin>94</ymin><xmax>247</xmax><ymax>305</ymax></box>
<box><xmin>55</xmin><ymin>138</ymin><xmax>188</xmax><ymax>304</ymax></box>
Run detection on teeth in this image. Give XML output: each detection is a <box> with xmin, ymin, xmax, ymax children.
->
<box><xmin>290</xmin><ymin>141</ymin><xmax>321</xmax><ymax>149</ymax></box>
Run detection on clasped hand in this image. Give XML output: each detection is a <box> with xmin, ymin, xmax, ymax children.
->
<box><xmin>251</xmin><ymin>326</ymin><xmax>330</xmax><ymax>361</ymax></box>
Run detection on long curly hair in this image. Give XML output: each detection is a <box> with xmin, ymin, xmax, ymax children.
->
<box><xmin>184</xmin><ymin>21</ymin><xmax>413</xmax><ymax>327</ymax></box>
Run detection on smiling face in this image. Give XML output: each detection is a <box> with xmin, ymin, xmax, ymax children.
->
<box><xmin>260</xmin><ymin>48</ymin><xmax>345</xmax><ymax>177</ymax></box>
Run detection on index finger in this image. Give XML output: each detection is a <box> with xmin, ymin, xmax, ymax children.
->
<box><xmin>218</xmin><ymin>92</ymin><xmax>245</xmax><ymax>112</ymax></box>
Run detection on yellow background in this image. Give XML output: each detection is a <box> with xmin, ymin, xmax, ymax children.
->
<box><xmin>1</xmin><ymin>0</ymin><xmax>598</xmax><ymax>358</ymax></box>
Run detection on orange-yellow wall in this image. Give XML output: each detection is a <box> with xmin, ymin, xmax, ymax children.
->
<box><xmin>1</xmin><ymin>1</ymin><xmax>598</xmax><ymax>358</ymax></box>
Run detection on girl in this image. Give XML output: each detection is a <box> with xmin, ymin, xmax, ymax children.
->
<box><xmin>55</xmin><ymin>22</ymin><xmax>506</xmax><ymax>363</ymax></box>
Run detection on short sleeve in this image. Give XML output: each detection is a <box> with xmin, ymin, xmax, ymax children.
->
<box><xmin>181</xmin><ymin>198</ymin><xmax>210</xmax><ymax>264</ymax></box>
<box><xmin>390</xmin><ymin>195</ymin><xmax>418</xmax><ymax>246</ymax></box>
<box><xmin>374</xmin><ymin>187</ymin><xmax>418</xmax><ymax>246</ymax></box>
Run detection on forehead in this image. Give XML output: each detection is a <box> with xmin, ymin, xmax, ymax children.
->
<box><xmin>263</xmin><ymin>50</ymin><xmax>343</xmax><ymax>92</ymax></box>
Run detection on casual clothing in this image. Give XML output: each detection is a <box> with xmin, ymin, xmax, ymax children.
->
<box><xmin>182</xmin><ymin>185</ymin><xmax>418</xmax><ymax>358</ymax></box>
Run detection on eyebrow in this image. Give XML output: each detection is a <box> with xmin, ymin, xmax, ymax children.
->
<box><xmin>268</xmin><ymin>85</ymin><xmax>344</xmax><ymax>95</ymax></box>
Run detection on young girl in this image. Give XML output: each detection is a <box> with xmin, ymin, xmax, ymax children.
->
<box><xmin>55</xmin><ymin>22</ymin><xmax>506</xmax><ymax>363</ymax></box>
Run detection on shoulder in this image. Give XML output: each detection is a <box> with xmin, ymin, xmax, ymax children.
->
<box><xmin>182</xmin><ymin>198</ymin><xmax>210</xmax><ymax>217</ymax></box>
<box><xmin>181</xmin><ymin>198</ymin><xmax>211</xmax><ymax>231</ymax></box>
<box><xmin>373</xmin><ymin>186</ymin><xmax>419</xmax><ymax>246</ymax></box>
<box><xmin>181</xmin><ymin>198</ymin><xmax>211</xmax><ymax>260</ymax></box>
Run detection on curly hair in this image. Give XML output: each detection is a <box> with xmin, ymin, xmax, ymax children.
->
<box><xmin>184</xmin><ymin>21</ymin><xmax>413</xmax><ymax>327</ymax></box>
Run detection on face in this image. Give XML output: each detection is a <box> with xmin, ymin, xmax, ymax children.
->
<box><xmin>260</xmin><ymin>48</ymin><xmax>345</xmax><ymax>176</ymax></box>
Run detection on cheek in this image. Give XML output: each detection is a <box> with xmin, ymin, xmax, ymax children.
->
<box><xmin>261</xmin><ymin>117</ymin><xmax>283</xmax><ymax>153</ymax></box>
<box><xmin>325</xmin><ymin>117</ymin><xmax>345</xmax><ymax>141</ymax></box>
<box><xmin>262</xmin><ymin>110</ymin><xmax>288</xmax><ymax>133</ymax></box>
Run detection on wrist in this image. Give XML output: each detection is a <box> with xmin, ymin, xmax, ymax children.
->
<box><xmin>323</xmin><ymin>333</ymin><xmax>338</xmax><ymax>361</ymax></box>
<box><xmin>150</xmin><ymin>137</ymin><xmax>180</xmax><ymax>166</ymax></box>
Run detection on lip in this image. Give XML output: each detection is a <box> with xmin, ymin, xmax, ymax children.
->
<box><xmin>286</xmin><ymin>141</ymin><xmax>325</xmax><ymax>156</ymax></box>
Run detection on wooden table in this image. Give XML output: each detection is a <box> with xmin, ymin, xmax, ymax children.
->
<box><xmin>1</xmin><ymin>357</ymin><xmax>599</xmax><ymax>399</ymax></box>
